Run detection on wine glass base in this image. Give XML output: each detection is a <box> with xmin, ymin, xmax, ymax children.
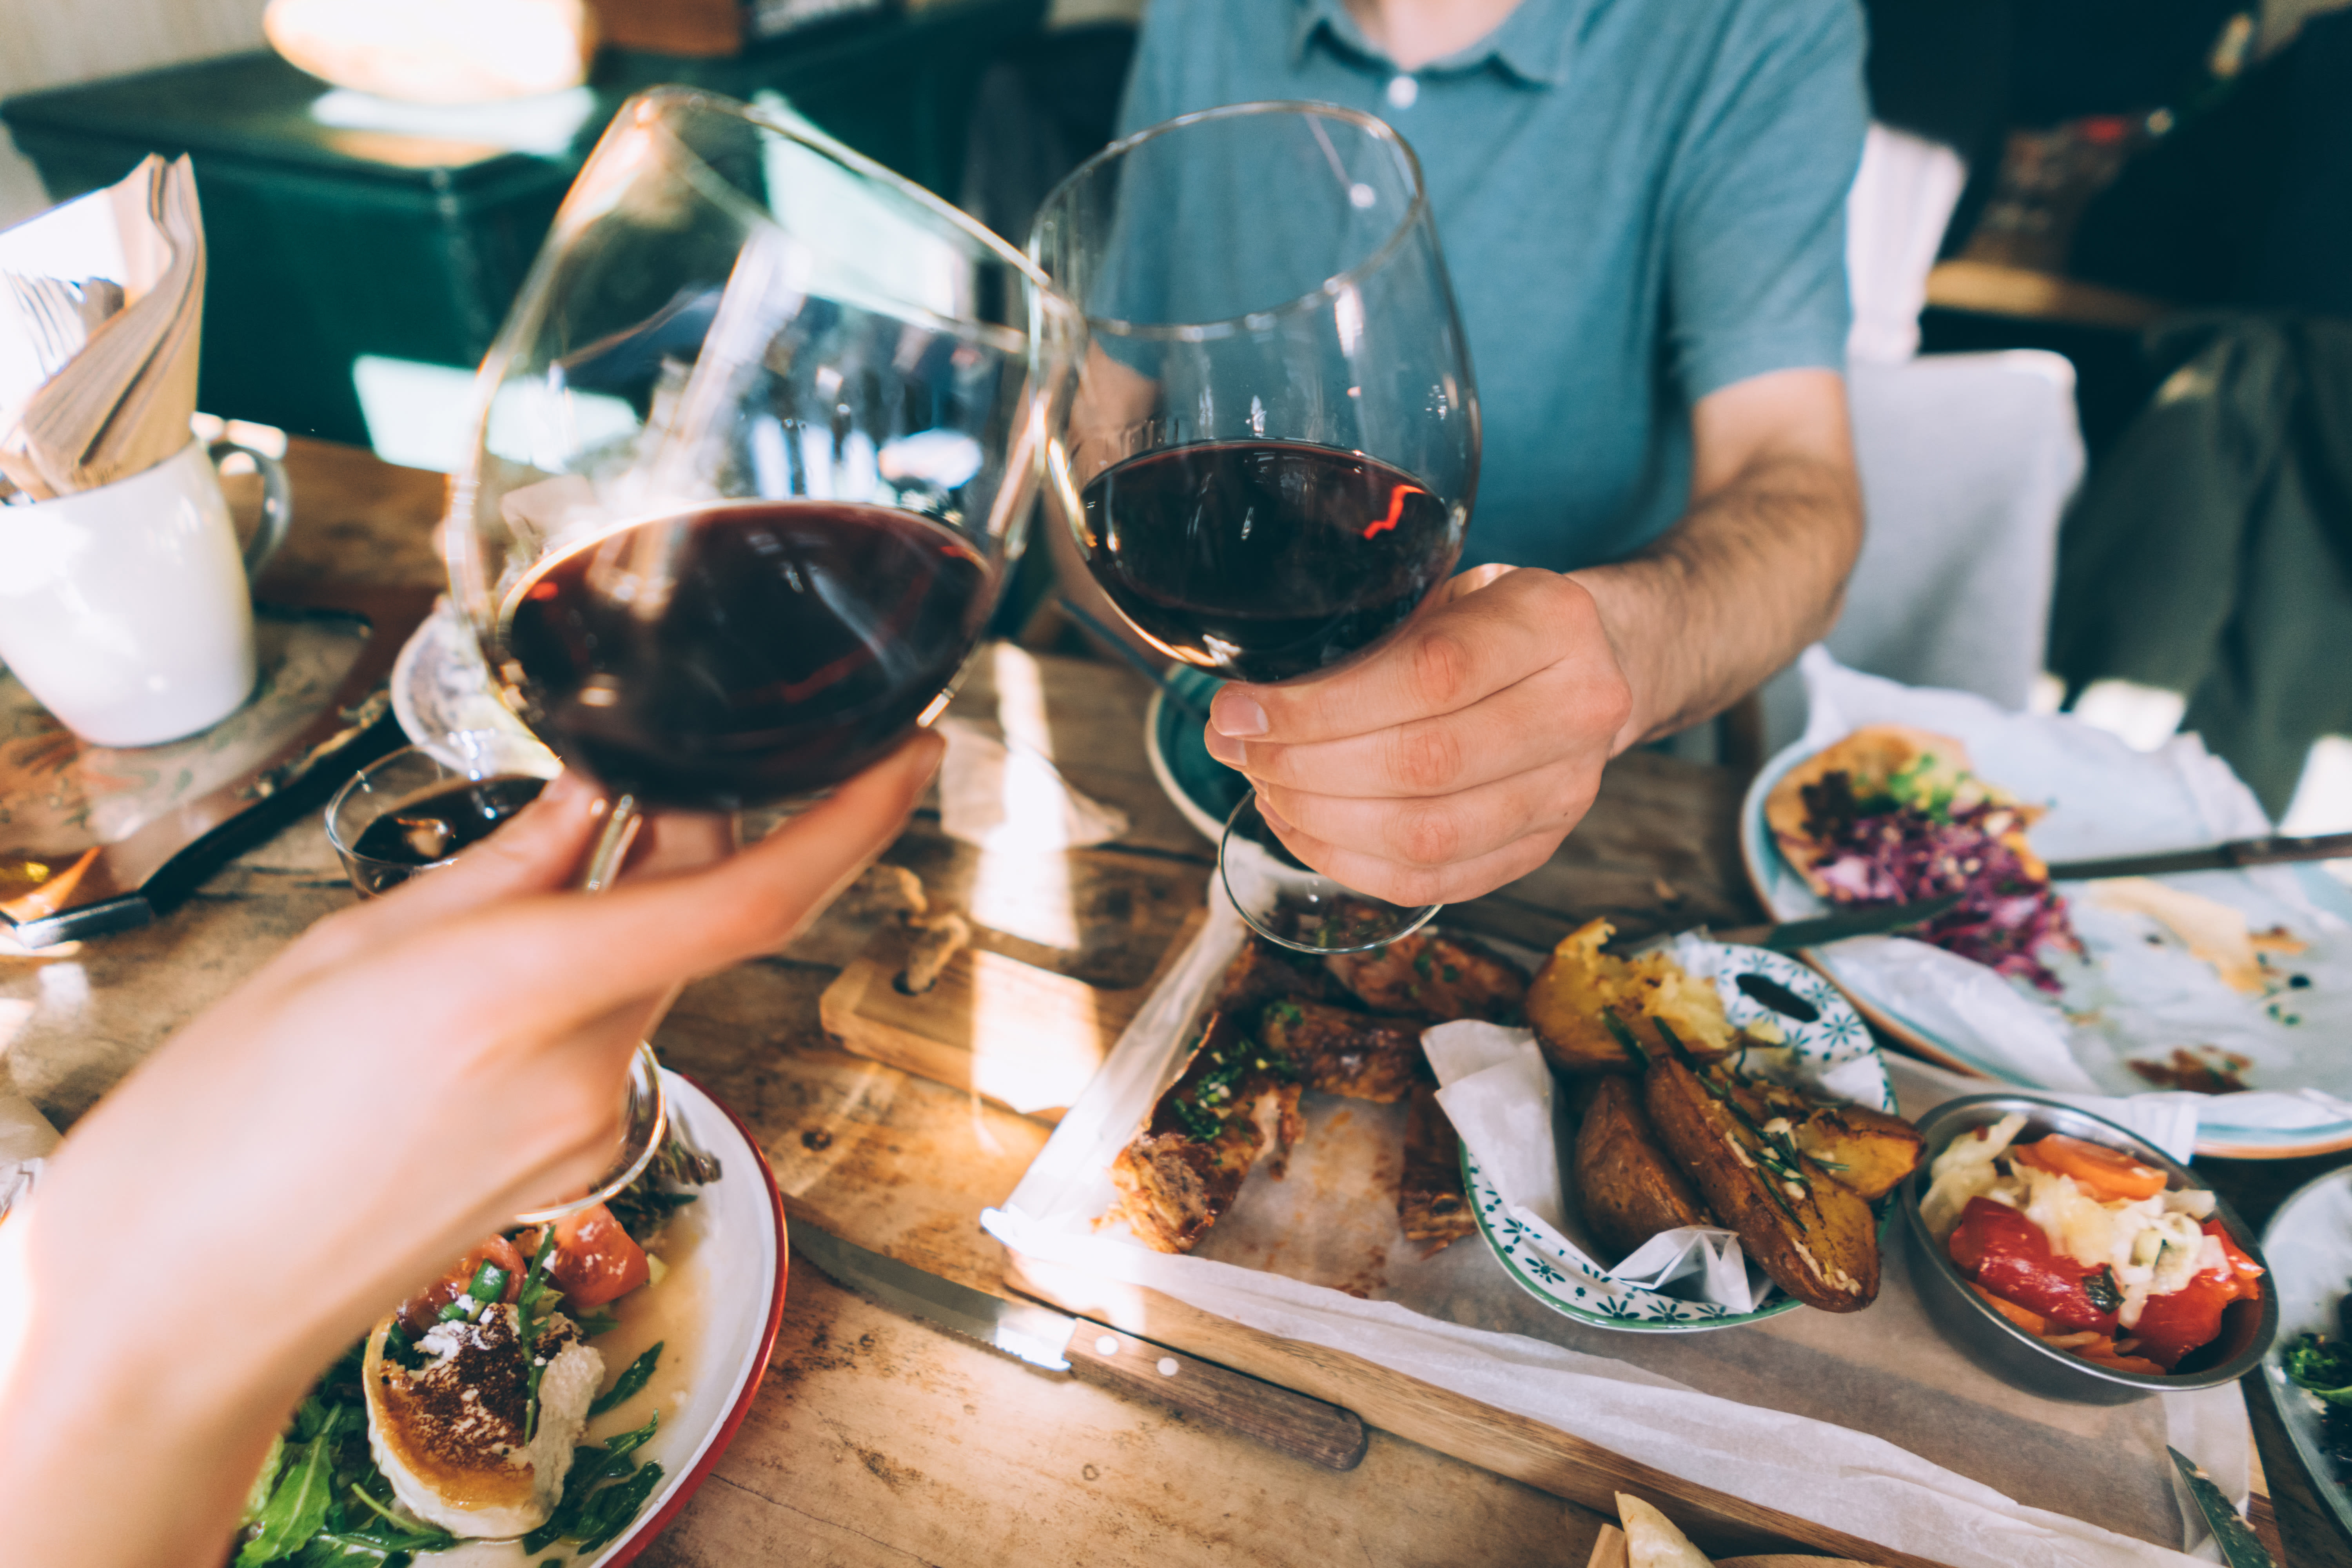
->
<box><xmin>513</xmin><ymin>1041</ymin><xmax>669</xmax><ymax>1225</ymax></box>
<box><xmin>1219</xmin><ymin>793</ymin><xmax>1440</xmax><ymax>955</ymax></box>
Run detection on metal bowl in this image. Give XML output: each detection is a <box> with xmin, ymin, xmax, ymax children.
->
<box><xmin>1899</xmin><ymin>1095</ymin><xmax>2278</xmax><ymax>1404</ymax></box>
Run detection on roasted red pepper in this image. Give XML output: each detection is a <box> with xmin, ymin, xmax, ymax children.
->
<box><xmin>2128</xmin><ymin>1221</ymin><xmax>2265</xmax><ymax>1370</ymax></box>
<box><xmin>1946</xmin><ymin>1196</ymin><xmax>2119</xmax><ymax>1334</ymax></box>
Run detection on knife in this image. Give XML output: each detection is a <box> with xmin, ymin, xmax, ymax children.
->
<box><xmin>2167</xmin><ymin>1446</ymin><xmax>2277</xmax><ymax>1568</ymax></box>
<box><xmin>790</xmin><ymin>1222</ymin><xmax>1369</xmax><ymax>1470</ymax></box>
<box><xmin>2046</xmin><ymin>830</ymin><xmax>2352</xmax><ymax>882</ymax></box>
<box><xmin>1707</xmin><ymin>893</ymin><xmax>1963</xmax><ymax>952</ymax></box>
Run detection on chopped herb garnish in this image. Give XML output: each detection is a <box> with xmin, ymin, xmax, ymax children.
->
<box><xmin>2083</xmin><ymin>1265</ymin><xmax>2124</xmax><ymax>1314</ymax></box>
<box><xmin>1412</xmin><ymin>948</ymin><xmax>1435</xmax><ymax>979</ymax></box>
<box><xmin>1599</xmin><ymin>1009</ymin><xmax>1649</xmax><ymax>1066</ymax></box>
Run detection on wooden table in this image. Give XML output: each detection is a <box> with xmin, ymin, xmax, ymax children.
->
<box><xmin>5</xmin><ymin>437</ymin><xmax>2345</xmax><ymax>1568</ymax></box>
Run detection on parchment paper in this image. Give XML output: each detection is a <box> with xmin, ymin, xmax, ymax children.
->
<box><xmin>986</xmin><ymin>897</ymin><xmax>2250</xmax><ymax>1568</ymax></box>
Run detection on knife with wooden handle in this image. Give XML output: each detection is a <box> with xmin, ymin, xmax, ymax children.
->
<box><xmin>791</xmin><ymin>1221</ymin><xmax>1369</xmax><ymax>1470</ymax></box>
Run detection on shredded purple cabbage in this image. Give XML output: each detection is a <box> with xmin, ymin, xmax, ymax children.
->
<box><xmin>1798</xmin><ymin>771</ymin><xmax>2078</xmax><ymax>992</ymax></box>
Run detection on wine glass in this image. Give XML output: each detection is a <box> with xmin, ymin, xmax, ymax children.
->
<box><xmin>1031</xmin><ymin>102</ymin><xmax>1479</xmax><ymax>955</ymax></box>
<box><xmin>448</xmin><ymin>88</ymin><xmax>1076</xmax><ymax>855</ymax></box>
<box><xmin>323</xmin><ymin>735</ymin><xmax>665</xmax><ymax>1223</ymax></box>
<box><xmin>442</xmin><ymin>89</ymin><xmax>1076</xmax><ymax>1211</ymax></box>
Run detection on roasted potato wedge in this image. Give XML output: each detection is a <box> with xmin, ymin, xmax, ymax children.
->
<box><xmin>1526</xmin><ymin>919</ymin><xmax>1739</xmax><ymax>1073</ymax></box>
<box><xmin>1643</xmin><ymin>1055</ymin><xmax>1880</xmax><ymax>1312</ymax></box>
<box><xmin>1574</xmin><ymin>1073</ymin><xmax>1715</xmax><ymax>1258</ymax></box>
<box><xmin>1792</xmin><ymin>1104</ymin><xmax>1924</xmax><ymax>1201</ymax></box>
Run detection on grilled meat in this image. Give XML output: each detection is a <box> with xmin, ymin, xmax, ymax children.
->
<box><xmin>1397</xmin><ymin>1083</ymin><xmax>1476</xmax><ymax>1247</ymax></box>
<box><xmin>1323</xmin><ymin>922</ymin><xmax>1528</xmax><ymax>1023</ymax></box>
<box><xmin>1109</xmin><ymin>1013</ymin><xmax>1302</xmax><ymax>1253</ymax></box>
<box><xmin>1256</xmin><ymin>999</ymin><xmax>1424</xmax><ymax>1103</ymax></box>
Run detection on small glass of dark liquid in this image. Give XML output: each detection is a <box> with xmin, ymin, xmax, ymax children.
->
<box><xmin>326</xmin><ymin>744</ymin><xmax>554</xmax><ymax>898</ymax></box>
<box><xmin>323</xmin><ymin>738</ymin><xmax>666</xmax><ymax>1223</ymax></box>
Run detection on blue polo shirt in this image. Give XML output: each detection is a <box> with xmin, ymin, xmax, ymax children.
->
<box><xmin>1114</xmin><ymin>0</ymin><xmax>1866</xmax><ymax>571</ymax></box>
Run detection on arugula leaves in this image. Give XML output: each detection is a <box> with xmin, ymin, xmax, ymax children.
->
<box><xmin>236</xmin><ymin>1420</ymin><xmax>337</xmax><ymax>1566</ymax></box>
<box><xmin>521</xmin><ymin>1413</ymin><xmax>662</xmax><ymax>1553</ymax></box>
<box><xmin>589</xmin><ymin>1343</ymin><xmax>664</xmax><ymax>1417</ymax></box>
<box><xmin>2287</xmin><ymin>1333</ymin><xmax>2352</xmax><ymax>1405</ymax></box>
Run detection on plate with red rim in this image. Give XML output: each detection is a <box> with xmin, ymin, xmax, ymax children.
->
<box><xmin>541</xmin><ymin>1069</ymin><xmax>786</xmax><ymax>1567</ymax></box>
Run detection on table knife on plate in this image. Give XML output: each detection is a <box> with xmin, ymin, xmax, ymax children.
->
<box><xmin>791</xmin><ymin>1222</ymin><xmax>1368</xmax><ymax>1470</ymax></box>
<box><xmin>1711</xmin><ymin>829</ymin><xmax>2352</xmax><ymax>951</ymax></box>
<box><xmin>2045</xmin><ymin>830</ymin><xmax>2352</xmax><ymax>881</ymax></box>
<box><xmin>1708</xmin><ymin>893</ymin><xmax>1962</xmax><ymax>952</ymax></box>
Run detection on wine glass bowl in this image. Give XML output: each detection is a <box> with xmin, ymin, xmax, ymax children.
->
<box><xmin>447</xmin><ymin>88</ymin><xmax>1079</xmax><ymax>820</ymax></box>
<box><xmin>1031</xmin><ymin>102</ymin><xmax>1479</xmax><ymax>953</ymax></box>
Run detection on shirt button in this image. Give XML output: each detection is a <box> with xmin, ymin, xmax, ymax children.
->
<box><xmin>1385</xmin><ymin>74</ymin><xmax>1418</xmax><ymax>109</ymax></box>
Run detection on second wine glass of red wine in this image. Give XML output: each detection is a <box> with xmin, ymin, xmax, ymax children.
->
<box><xmin>1031</xmin><ymin>101</ymin><xmax>1480</xmax><ymax>955</ymax></box>
<box><xmin>446</xmin><ymin>89</ymin><xmax>1081</xmax><ymax>875</ymax></box>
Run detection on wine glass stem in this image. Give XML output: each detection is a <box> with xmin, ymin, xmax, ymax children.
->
<box><xmin>580</xmin><ymin>792</ymin><xmax>642</xmax><ymax>893</ymax></box>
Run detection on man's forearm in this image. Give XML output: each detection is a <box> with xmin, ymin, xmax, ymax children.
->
<box><xmin>1571</xmin><ymin>444</ymin><xmax>1861</xmax><ymax>751</ymax></box>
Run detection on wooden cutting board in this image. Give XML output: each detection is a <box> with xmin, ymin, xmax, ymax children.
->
<box><xmin>819</xmin><ymin>906</ymin><xmax>1206</xmax><ymax>1123</ymax></box>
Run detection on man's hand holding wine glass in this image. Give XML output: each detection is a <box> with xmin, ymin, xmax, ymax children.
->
<box><xmin>1203</xmin><ymin>367</ymin><xmax>1862</xmax><ymax>909</ymax></box>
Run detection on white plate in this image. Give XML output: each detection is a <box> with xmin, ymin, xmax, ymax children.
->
<box><xmin>1469</xmin><ymin>938</ymin><xmax>1894</xmax><ymax>1332</ymax></box>
<box><xmin>2259</xmin><ymin>1167</ymin><xmax>2352</xmax><ymax>1545</ymax></box>
<box><xmin>551</xmin><ymin>1070</ymin><xmax>786</xmax><ymax>1566</ymax></box>
<box><xmin>1740</xmin><ymin>704</ymin><xmax>2352</xmax><ymax>1159</ymax></box>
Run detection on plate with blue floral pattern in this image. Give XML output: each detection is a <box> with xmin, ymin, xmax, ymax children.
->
<box><xmin>1465</xmin><ymin>937</ymin><xmax>1893</xmax><ymax>1333</ymax></box>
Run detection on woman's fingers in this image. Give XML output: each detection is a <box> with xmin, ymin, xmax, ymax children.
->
<box><xmin>429</xmin><ymin>732</ymin><xmax>945</xmax><ymax>1032</ymax></box>
<box><xmin>268</xmin><ymin>771</ymin><xmax>607</xmax><ymax>985</ymax></box>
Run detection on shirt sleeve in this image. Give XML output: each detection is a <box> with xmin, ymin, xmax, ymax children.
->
<box><xmin>1662</xmin><ymin>0</ymin><xmax>1867</xmax><ymax>403</ymax></box>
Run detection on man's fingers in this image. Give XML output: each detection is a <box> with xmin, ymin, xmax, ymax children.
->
<box><xmin>1254</xmin><ymin>801</ymin><xmax>1571</xmax><ymax>908</ymax></box>
<box><xmin>1254</xmin><ymin>753</ymin><xmax>1602</xmax><ymax>872</ymax></box>
<box><xmin>1207</xmin><ymin>568</ymin><xmax>1593</xmax><ymax>746</ymax></box>
<box><xmin>1215</xmin><ymin>653</ymin><xmax>1625</xmax><ymax>798</ymax></box>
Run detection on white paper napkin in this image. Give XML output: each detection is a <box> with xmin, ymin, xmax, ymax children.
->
<box><xmin>1422</xmin><ymin>1020</ymin><xmax>1762</xmax><ymax>1313</ymax></box>
<box><xmin>936</xmin><ymin>716</ymin><xmax>1129</xmax><ymax>852</ymax></box>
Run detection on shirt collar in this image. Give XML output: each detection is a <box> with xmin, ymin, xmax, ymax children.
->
<box><xmin>1287</xmin><ymin>0</ymin><xmax>1582</xmax><ymax>88</ymax></box>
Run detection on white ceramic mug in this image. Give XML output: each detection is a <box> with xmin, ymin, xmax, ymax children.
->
<box><xmin>0</xmin><ymin>437</ymin><xmax>292</xmax><ymax>747</ymax></box>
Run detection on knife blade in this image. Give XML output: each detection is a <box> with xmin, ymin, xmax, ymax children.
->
<box><xmin>2168</xmin><ymin>1446</ymin><xmax>2277</xmax><ymax>1568</ymax></box>
<box><xmin>2047</xmin><ymin>830</ymin><xmax>2352</xmax><ymax>882</ymax></box>
<box><xmin>1708</xmin><ymin>892</ymin><xmax>1962</xmax><ymax>951</ymax></box>
<box><xmin>790</xmin><ymin>1222</ymin><xmax>1368</xmax><ymax>1470</ymax></box>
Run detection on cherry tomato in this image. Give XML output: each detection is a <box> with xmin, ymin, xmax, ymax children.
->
<box><xmin>396</xmin><ymin>1235</ymin><xmax>526</xmax><ymax>1336</ymax></box>
<box><xmin>517</xmin><ymin>1203</ymin><xmax>649</xmax><ymax>1310</ymax></box>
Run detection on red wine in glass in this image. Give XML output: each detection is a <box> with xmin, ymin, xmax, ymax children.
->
<box><xmin>1076</xmin><ymin>440</ymin><xmax>1460</xmax><ymax>684</ymax></box>
<box><xmin>497</xmin><ymin>500</ymin><xmax>995</xmax><ymax>813</ymax></box>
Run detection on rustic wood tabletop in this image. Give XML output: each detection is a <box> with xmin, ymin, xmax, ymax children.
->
<box><xmin>4</xmin><ymin>437</ymin><xmax>2347</xmax><ymax>1568</ymax></box>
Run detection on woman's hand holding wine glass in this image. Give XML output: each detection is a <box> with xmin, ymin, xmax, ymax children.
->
<box><xmin>1201</xmin><ymin>563</ymin><xmax>1634</xmax><ymax>910</ymax></box>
